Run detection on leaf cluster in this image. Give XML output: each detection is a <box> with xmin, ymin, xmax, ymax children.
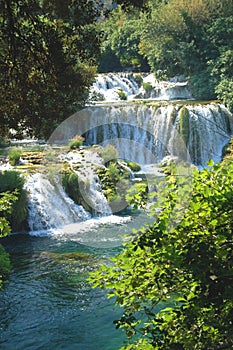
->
<box><xmin>0</xmin><ymin>0</ymin><xmax>101</xmax><ymax>139</ymax></box>
<box><xmin>89</xmin><ymin>158</ymin><xmax>233</xmax><ymax>349</ymax></box>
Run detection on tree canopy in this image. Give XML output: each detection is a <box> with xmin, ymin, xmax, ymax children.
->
<box><xmin>99</xmin><ymin>0</ymin><xmax>233</xmax><ymax>108</ymax></box>
<box><xmin>0</xmin><ymin>0</ymin><xmax>102</xmax><ymax>139</ymax></box>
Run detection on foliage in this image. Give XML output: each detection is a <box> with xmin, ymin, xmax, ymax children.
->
<box><xmin>0</xmin><ymin>0</ymin><xmax>102</xmax><ymax>139</ymax></box>
<box><xmin>8</xmin><ymin>147</ymin><xmax>22</xmax><ymax>166</ymax></box>
<box><xmin>0</xmin><ymin>189</ymin><xmax>18</xmax><ymax>289</ymax></box>
<box><xmin>0</xmin><ymin>190</ymin><xmax>18</xmax><ymax>237</ymax></box>
<box><xmin>98</xmin><ymin>160</ymin><xmax>131</xmax><ymax>211</ymax></box>
<box><xmin>0</xmin><ymin>171</ymin><xmax>27</xmax><ymax>231</ymax></box>
<box><xmin>99</xmin><ymin>0</ymin><xmax>233</xmax><ymax>107</ymax></box>
<box><xmin>125</xmin><ymin>181</ymin><xmax>148</xmax><ymax>210</ymax></box>
<box><xmin>98</xmin><ymin>6</ymin><xmax>149</xmax><ymax>72</ymax></box>
<box><xmin>90</xmin><ymin>159</ymin><xmax>233</xmax><ymax>349</ymax></box>
<box><xmin>142</xmin><ymin>82</ymin><xmax>153</xmax><ymax>97</ymax></box>
<box><xmin>138</xmin><ymin>0</ymin><xmax>233</xmax><ymax>104</ymax></box>
<box><xmin>211</xmin><ymin>49</ymin><xmax>233</xmax><ymax>111</ymax></box>
<box><xmin>68</xmin><ymin>135</ymin><xmax>85</xmax><ymax>150</ymax></box>
<box><xmin>127</xmin><ymin>161</ymin><xmax>141</xmax><ymax>172</ymax></box>
<box><xmin>117</xmin><ymin>88</ymin><xmax>128</xmax><ymax>100</ymax></box>
<box><xmin>101</xmin><ymin>145</ymin><xmax>119</xmax><ymax>164</ymax></box>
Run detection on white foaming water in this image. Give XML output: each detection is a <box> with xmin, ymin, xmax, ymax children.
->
<box><xmin>25</xmin><ymin>173</ymin><xmax>91</xmax><ymax>232</ymax></box>
<box><xmin>63</xmin><ymin>150</ymin><xmax>112</xmax><ymax>217</ymax></box>
<box><xmin>73</xmin><ymin>103</ymin><xmax>232</xmax><ymax>167</ymax></box>
<box><xmin>28</xmin><ymin>213</ymin><xmax>133</xmax><ymax>248</ymax></box>
<box><xmin>52</xmin><ymin>215</ymin><xmax>132</xmax><ymax>247</ymax></box>
<box><xmin>90</xmin><ymin>72</ymin><xmax>192</xmax><ymax>102</ymax></box>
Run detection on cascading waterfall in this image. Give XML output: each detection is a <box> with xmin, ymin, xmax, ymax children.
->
<box><xmin>25</xmin><ymin>173</ymin><xmax>91</xmax><ymax>232</ymax></box>
<box><xmin>51</xmin><ymin>102</ymin><xmax>232</xmax><ymax>167</ymax></box>
<box><xmin>89</xmin><ymin>72</ymin><xmax>193</xmax><ymax>101</ymax></box>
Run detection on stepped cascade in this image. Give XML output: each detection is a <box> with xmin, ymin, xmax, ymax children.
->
<box><xmin>90</xmin><ymin>72</ymin><xmax>193</xmax><ymax>101</ymax></box>
<box><xmin>50</xmin><ymin>102</ymin><xmax>232</xmax><ymax>168</ymax></box>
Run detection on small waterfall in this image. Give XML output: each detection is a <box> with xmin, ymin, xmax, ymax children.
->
<box><xmin>87</xmin><ymin>175</ymin><xmax>112</xmax><ymax>216</ymax></box>
<box><xmin>63</xmin><ymin>151</ymin><xmax>112</xmax><ymax>217</ymax></box>
<box><xmin>25</xmin><ymin>173</ymin><xmax>91</xmax><ymax>232</ymax></box>
<box><xmin>89</xmin><ymin>72</ymin><xmax>192</xmax><ymax>102</ymax></box>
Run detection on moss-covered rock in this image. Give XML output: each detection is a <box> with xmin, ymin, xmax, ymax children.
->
<box><xmin>61</xmin><ymin>165</ymin><xmax>93</xmax><ymax>214</ymax></box>
<box><xmin>179</xmin><ymin>106</ymin><xmax>190</xmax><ymax>146</ymax></box>
<box><xmin>127</xmin><ymin>161</ymin><xmax>141</xmax><ymax>172</ymax></box>
<box><xmin>97</xmin><ymin>160</ymin><xmax>132</xmax><ymax>212</ymax></box>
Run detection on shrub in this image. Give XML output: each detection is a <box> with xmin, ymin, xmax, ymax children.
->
<box><xmin>134</xmin><ymin>74</ymin><xmax>143</xmax><ymax>87</ymax></box>
<box><xmin>101</xmin><ymin>145</ymin><xmax>119</xmax><ymax>164</ymax></box>
<box><xmin>0</xmin><ymin>171</ymin><xmax>27</xmax><ymax>231</ymax></box>
<box><xmin>117</xmin><ymin>88</ymin><xmax>127</xmax><ymax>100</ymax></box>
<box><xmin>142</xmin><ymin>81</ymin><xmax>153</xmax><ymax>93</ymax></box>
<box><xmin>127</xmin><ymin>161</ymin><xmax>141</xmax><ymax>172</ymax></box>
<box><xmin>8</xmin><ymin>147</ymin><xmax>22</xmax><ymax>166</ymax></box>
<box><xmin>68</xmin><ymin>135</ymin><xmax>85</xmax><ymax>150</ymax></box>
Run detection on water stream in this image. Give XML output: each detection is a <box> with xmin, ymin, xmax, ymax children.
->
<box><xmin>0</xmin><ymin>211</ymin><xmax>151</xmax><ymax>350</ymax></box>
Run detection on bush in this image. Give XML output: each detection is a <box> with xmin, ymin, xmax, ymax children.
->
<box><xmin>134</xmin><ymin>74</ymin><xmax>143</xmax><ymax>87</ymax></box>
<box><xmin>0</xmin><ymin>171</ymin><xmax>27</xmax><ymax>231</ymax></box>
<box><xmin>117</xmin><ymin>88</ymin><xmax>127</xmax><ymax>100</ymax></box>
<box><xmin>90</xmin><ymin>159</ymin><xmax>233</xmax><ymax>349</ymax></box>
<box><xmin>68</xmin><ymin>135</ymin><xmax>85</xmax><ymax>150</ymax></box>
<box><xmin>127</xmin><ymin>161</ymin><xmax>141</xmax><ymax>172</ymax></box>
<box><xmin>142</xmin><ymin>82</ymin><xmax>153</xmax><ymax>93</ymax></box>
<box><xmin>8</xmin><ymin>147</ymin><xmax>22</xmax><ymax>166</ymax></box>
<box><xmin>0</xmin><ymin>170</ymin><xmax>25</xmax><ymax>192</ymax></box>
<box><xmin>101</xmin><ymin>145</ymin><xmax>119</xmax><ymax>164</ymax></box>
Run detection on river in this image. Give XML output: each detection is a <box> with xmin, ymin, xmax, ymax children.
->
<box><xmin>0</xmin><ymin>211</ymin><xmax>151</xmax><ymax>350</ymax></box>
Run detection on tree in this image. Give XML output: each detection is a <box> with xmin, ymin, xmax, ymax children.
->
<box><xmin>90</xmin><ymin>157</ymin><xmax>233</xmax><ymax>349</ymax></box>
<box><xmin>139</xmin><ymin>0</ymin><xmax>233</xmax><ymax>103</ymax></box>
<box><xmin>0</xmin><ymin>0</ymin><xmax>102</xmax><ymax>139</ymax></box>
<box><xmin>99</xmin><ymin>6</ymin><xmax>149</xmax><ymax>72</ymax></box>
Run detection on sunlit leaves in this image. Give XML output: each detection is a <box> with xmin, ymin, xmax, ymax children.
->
<box><xmin>90</xmin><ymin>157</ymin><xmax>233</xmax><ymax>349</ymax></box>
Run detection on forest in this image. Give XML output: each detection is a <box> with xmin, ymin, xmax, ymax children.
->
<box><xmin>0</xmin><ymin>1</ymin><xmax>233</xmax><ymax>349</ymax></box>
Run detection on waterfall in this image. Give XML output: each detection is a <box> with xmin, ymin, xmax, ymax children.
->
<box><xmin>49</xmin><ymin>102</ymin><xmax>233</xmax><ymax>168</ymax></box>
<box><xmin>62</xmin><ymin>150</ymin><xmax>112</xmax><ymax>217</ymax></box>
<box><xmin>24</xmin><ymin>101</ymin><xmax>232</xmax><ymax>232</ymax></box>
<box><xmin>25</xmin><ymin>173</ymin><xmax>91</xmax><ymax>232</ymax></box>
<box><xmin>89</xmin><ymin>72</ymin><xmax>193</xmax><ymax>102</ymax></box>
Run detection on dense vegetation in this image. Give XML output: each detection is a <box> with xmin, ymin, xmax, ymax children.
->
<box><xmin>90</xmin><ymin>155</ymin><xmax>233</xmax><ymax>349</ymax></box>
<box><xmin>0</xmin><ymin>170</ymin><xmax>28</xmax><ymax>289</ymax></box>
<box><xmin>99</xmin><ymin>0</ymin><xmax>233</xmax><ymax>109</ymax></box>
<box><xmin>0</xmin><ymin>0</ymin><xmax>232</xmax><ymax>140</ymax></box>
